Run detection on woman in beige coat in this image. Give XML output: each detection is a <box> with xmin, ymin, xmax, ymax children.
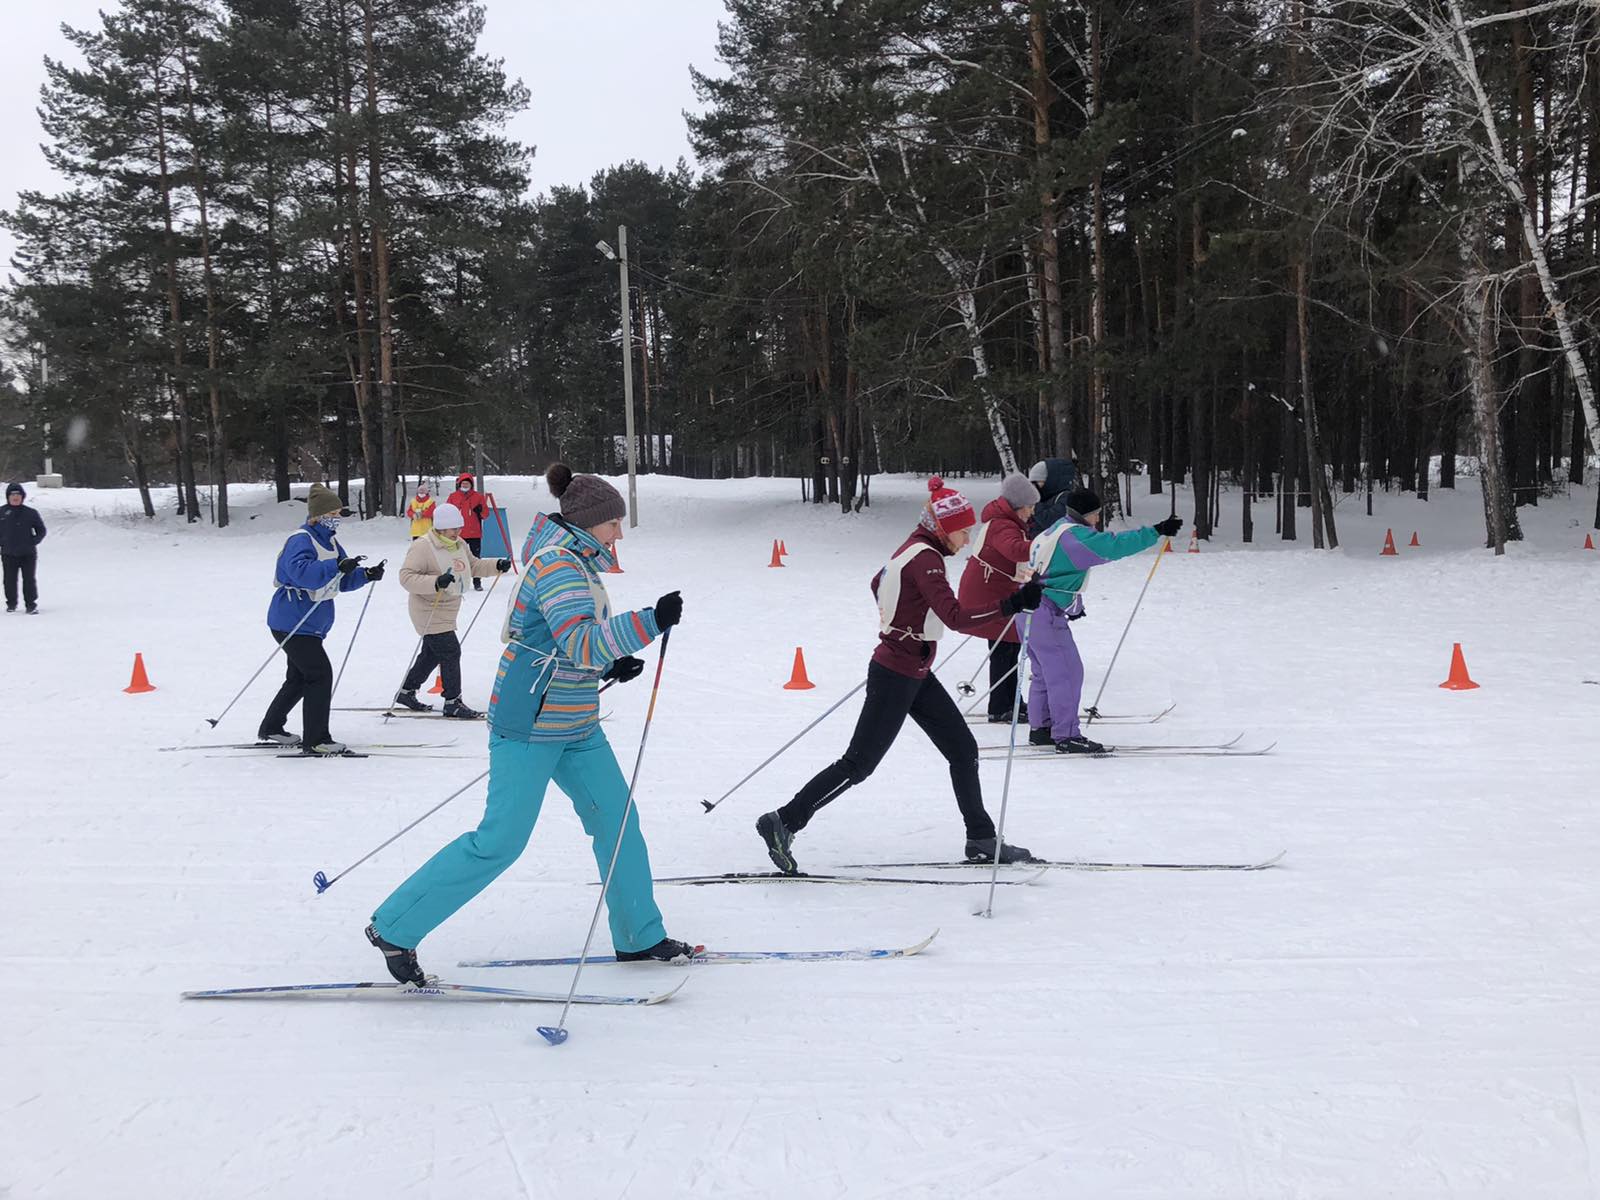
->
<box><xmin>394</xmin><ymin>502</ymin><xmax>510</xmax><ymax>717</ymax></box>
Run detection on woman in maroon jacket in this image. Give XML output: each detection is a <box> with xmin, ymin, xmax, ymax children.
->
<box><xmin>957</xmin><ymin>473</ymin><xmax>1040</xmax><ymax>723</ymax></box>
<box><xmin>756</xmin><ymin>478</ymin><xmax>1042</xmax><ymax>873</ymax></box>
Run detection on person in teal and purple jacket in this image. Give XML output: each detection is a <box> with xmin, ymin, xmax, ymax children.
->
<box><xmin>366</xmin><ymin>463</ymin><xmax>694</xmax><ymax>985</ymax></box>
<box><xmin>1027</xmin><ymin>488</ymin><xmax>1182</xmax><ymax>755</ymax></box>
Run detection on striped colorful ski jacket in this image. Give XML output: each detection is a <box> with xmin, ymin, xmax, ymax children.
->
<box><xmin>487</xmin><ymin>513</ymin><xmax>660</xmax><ymax>743</ymax></box>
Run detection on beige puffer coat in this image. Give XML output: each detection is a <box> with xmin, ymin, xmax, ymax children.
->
<box><xmin>399</xmin><ymin>530</ymin><xmax>501</xmax><ymax>634</ymax></box>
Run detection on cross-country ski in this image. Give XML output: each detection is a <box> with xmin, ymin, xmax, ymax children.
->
<box><xmin>838</xmin><ymin>853</ymin><xmax>1287</xmax><ymax>873</ymax></box>
<box><xmin>458</xmin><ymin>931</ymin><xmax>939</xmax><ymax>967</ymax></box>
<box><xmin>181</xmin><ymin>978</ymin><xmax>686</xmax><ymax>1005</ymax></box>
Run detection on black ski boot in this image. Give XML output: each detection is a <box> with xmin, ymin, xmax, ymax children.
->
<box><xmin>394</xmin><ymin>688</ymin><xmax>432</xmax><ymax>713</ymax></box>
<box><xmin>1055</xmin><ymin>735</ymin><xmax>1106</xmax><ymax>755</ymax></box>
<box><xmin>616</xmin><ymin>937</ymin><xmax>702</xmax><ymax>963</ymax></box>
<box><xmin>964</xmin><ymin>837</ymin><xmax>1037</xmax><ymax>865</ymax></box>
<box><xmin>987</xmin><ymin>701</ymin><xmax>1029</xmax><ymax>724</ymax></box>
<box><xmin>1028</xmin><ymin>726</ymin><xmax>1054</xmax><ymax>747</ymax></box>
<box><xmin>441</xmin><ymin>697</ymin><xmax>482</xmax><ymax>719</ymax></box>
<box><xmin>257</xmin><ymin>729</ymin><xmax>301</xmax><ymax>747</ymax></box>
<box><xmin>366</xmin><ymin>924</ymin><xmax>429</xmax><ymax>986</ymax></box>
<box><xmin>756</xmin><ymin>810</ymin><xmax>799</xmax><ymax>875</ymax></box>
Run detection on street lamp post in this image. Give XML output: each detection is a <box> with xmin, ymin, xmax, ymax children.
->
<box><xmin>597</xmin><ymin>227</ymin><xmax>639</xmax><ymax>528</ymax></box>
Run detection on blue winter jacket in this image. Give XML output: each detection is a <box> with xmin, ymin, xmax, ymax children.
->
<box><xmin>266</xmin><ymin>522</ymin><xmax>372</xmax><ymax>638</ymax></box>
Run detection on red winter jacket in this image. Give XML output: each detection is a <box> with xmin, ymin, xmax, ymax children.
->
<box><xmin>870</xmin><ymin>527</ymin><xmax>1008</xmax><ymax>680</ymax></box>
<box><xmin>957</xmin><ymin>497</ymin><xmax>1033</xmax><ymax>643</ymax></box>
<box><xmin>447</xmin><ymin>485</ymin><xmax>488</xmax><ymax>538</ymax></box>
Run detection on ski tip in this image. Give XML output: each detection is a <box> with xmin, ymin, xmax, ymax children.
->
<box><xmin>312</xmin><ymin>870</ymin><xmax>330</xmax><ymax>894</ymax></box>
<box><xmin>537</xmin><ymin>1025</ymin><xmax>569</xmax><ymax>1046</ymax></box>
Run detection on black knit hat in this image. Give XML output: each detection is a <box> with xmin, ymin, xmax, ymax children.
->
<box><xmin>5</xmin><ymin>482</ymin><xmax>23</xmax><ymax>500</ymax></box>
<box><xmin>547</xmin><ymin>463</ymin><xmax>625</xmax><ymax>529</ymax></box>
<box><xmin>1066</xmin><ymin>487</ymin><xmax>1101</xmax><ymax>517</ymax></box>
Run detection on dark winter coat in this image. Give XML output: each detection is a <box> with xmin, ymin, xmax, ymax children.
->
<box><xmin>957</xmin><ymin>498</ymin><xmax>1032</xmax><ymax>643</ymax></box>
<box><xmin>869</xmin><ymin>527</ymin><xmax>1007</xmax><ymax>680</ymax></box>
<box><xmin>0</xmin><ymin>500</ymin><xmax>46</xmax><ymax>556</ymax></box>
<box><xmin>1027</xmin><ymin>458</ymin><xmax>1078</xmax><ymax>538</ymax></box>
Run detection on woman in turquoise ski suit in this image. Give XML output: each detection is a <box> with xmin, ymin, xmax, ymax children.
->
<box><xmin>366</xmin><ymin>464</ymin><xmax>694</xmax><ymax>983</ymax></box>
<box><xmin>1028</xmin><ymin>487</ymin><xmax>1182</xmax><ymax>753</ymax></box>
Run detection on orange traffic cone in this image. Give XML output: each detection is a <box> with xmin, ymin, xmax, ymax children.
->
<box><xmin>778</xmin><ymin>540</ymin><xmax>788</xmax><ymax>556</ymax></box>
<box><xmin>1409</xmin><ymin>531</ymin><xmax>1420</xmax><ymax>548</ymax></box>
<box><xmin>123</xmin><ymin>653</ymin><xmax>156</xmax><ymax>694</ymax></box>
<box><xmin>767</xmin><ymin>539</ymin><xmax>785</xmax><ymax>568</ymax></box>
<box><xmin>1438</xmin><ymin>643</ymin><xmax>1479</xmax><ymax>691</ymax></box>
<box><xmin>1585</xmin><ymin>533</ymin><xmax>1595</xmax><ymax>550</ymax></box>
<box><xmin>607</xmin><ymin>545</ymin><xmax>623</xmax><ymax>575</ymax></box>
<box><xmin>783</xmin><ymin>647</ymin><xmax>816</xmax><ymax>691</ymax></box>
<box><xmin>1381</xmin><ymin>529</ymin><xmax>1398</xmax><ymax>556</ymax></box>
<box><xmin>1187</xmin><ymin>530</ymin><xmax>1199</xmax><ymax>553</ymax></box>
<box><xmin>427</xmin><ymin>673</ymin><xmax>444</xmax><ymax>695</ymax></box>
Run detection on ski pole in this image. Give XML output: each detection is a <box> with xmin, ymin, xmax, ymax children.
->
<box><xmin>953</xmin><ymin>617</ymin><xmax>1014</xmax><ymax>699</ymax></box>
<box><xmin>457</xmin><ymin>498</ymin><xmax>518</xmax><ymax>649</ymax></box>
<box><xmin>312</xmin><ymin>768</ymin><xmax>490</xmax><ymax>894</ymax></box>
<box><xmin>700</xmin><ymin>637</ymin><xmax>973</xmax><ymax>815</ymax></box>
<box><xmin>207</xmin><ymin>593</ymin><xmax>335</xmax><ymax>728</ymax></box>
<box><xmin>539</xmin><ymin>627</ymin><xmax>673</xmax><ymax>1046</ymax></box>
<box><xmin>978</xmin><ymin>610</ymin><xmax>1033</xmax><ymax>919</ymax></box>
<box><xmin>1083</xmin><ymin>539</ymin><xmax>1169</xmax><ymax>726</ymax></box>
<box><xmin>330</xmin><ymin>571</ymin><xmax>383</xmax><ymax>699</ymax></box>
<box><xmin>458</xmin><ymin>565</ymin><xmax>510</xmax><ymax>647</ymax></box>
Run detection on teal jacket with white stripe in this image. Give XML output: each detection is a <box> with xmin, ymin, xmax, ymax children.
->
<box><xmin>1029</xmin><ymin>515</ymin><xmax>1161</xmax><ymax>615</ymax></box>
<box><xmin>487</xmin><ymin>513</ymin><xmax>661</xmax><ymax>744</ymax></box>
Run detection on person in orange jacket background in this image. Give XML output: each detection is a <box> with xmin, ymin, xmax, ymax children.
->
<box><xmin>446</xmin><ymin>472</ymin><xmax>489</xmax><ymax>589</ymax></box>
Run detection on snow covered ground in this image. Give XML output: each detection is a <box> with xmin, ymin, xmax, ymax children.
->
<box><xmin>3</xmin><ymin>471</ymin><xmax>1598</xmax><ymax>1198</ymax></box>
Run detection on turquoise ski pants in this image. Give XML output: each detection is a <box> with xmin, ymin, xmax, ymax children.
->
<box><xmin>371</xmin><ymin>729</ymin><xmax>666</xmax><ymax>953</ymax></box>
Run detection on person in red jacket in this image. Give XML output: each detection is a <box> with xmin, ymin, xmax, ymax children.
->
<box><xmin>755</xmin><ymin>477</ymin><xmax>1042</xmax><ymax>873</ymax></box>
<box><xmin>957</xmin><ymin>473</ymin><xmax>1040</xmax><ymax>724</ymax></box>
<box><xmin>446</xmin><ymin>472</ymin><xmax>489</xmax><ymax>589</ymax></box>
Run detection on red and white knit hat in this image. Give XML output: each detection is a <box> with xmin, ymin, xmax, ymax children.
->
<box><xmin>924</xmin><ymin>476</ymin><xmax>977</xmax><ymax>535</ymax></box>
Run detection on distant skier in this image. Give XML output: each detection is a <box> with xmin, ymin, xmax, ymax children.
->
<box><xmin>755</xmin><ymin>477</ymin><xmax>1043</xmax><ymax>875</ymax></box>
<box><xmin>1026</xmin><ymin>457</ymin><xmax>1078</xmax><ymax>538</ymax></box>
<box><xmin>957</xmin><ymin>472</ymin><xmax>1039</xmax><ymax>723</ymax></box>
<box><xmin>1</xmin><ymin>482</ymin><xmax>46</xmax><ymax>614</ymax></box>
<box><xmin>257</xmin><ymin>483</ymin><xmax>384</xmax><ymax>755</ymax></box>
<box><xmin>446</xmin><ymin>472</ymin><xmax>489</xmax><ymax>589</ymax></box>
<box><xmin>393</xmin><ymin>501</ymin><xmax>509</xmax><ymax>718</ymax></box>
<box><xmin>405</xmin><ymin>487</ymin><xmax>436</xmax><ymax>540</ymax></box>
<box><xmin>1027</xmin><ymin>487</ymin><xmax>1181</xmax><ymax>754</ymax></box>
<box><xmin>366</xmin><ymin>463</ymin><xmax>695</xmax><ymax>985</ymax></box>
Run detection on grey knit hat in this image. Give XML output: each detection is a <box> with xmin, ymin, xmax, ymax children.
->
<box><xmin>305</xmin><ymin>482</ymin><xmax>350</xmax><ymax>519</ymax></box>
<box><xmin>999</xmin><ymin>472</ymin><xmax>1038</xmax><ymax>510</ymax></box>
<box><xmin>547</xmin><ymin>463</ymin><xmax>625</xmax><ymax>529</ymax></box>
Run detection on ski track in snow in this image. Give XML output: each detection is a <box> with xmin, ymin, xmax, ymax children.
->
<box><xmin>3</xmin><ymin>474</ymin><xmax>1599</xmax><ymax>1197</ymax></box>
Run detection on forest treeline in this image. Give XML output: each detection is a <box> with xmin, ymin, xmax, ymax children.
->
<box><xmin>2</xmin><ymin>0</ymin><xmax>1596</xmax><ymax>548</ymax></box>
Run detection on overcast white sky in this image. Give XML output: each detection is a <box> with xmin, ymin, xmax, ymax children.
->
<box><xmin>0</xmin><ymin>0</ymin><xmax>728</xmax><ymax>268</ymax></box>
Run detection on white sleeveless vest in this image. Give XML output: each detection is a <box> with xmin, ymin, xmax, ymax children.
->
<box><xmin>877</xmin><ymin>542</ymin><xmax>946</xmax><ymax>641</ymax></box>
<box><xmin>273</xmin><ymin>528</ymin><xmax>343</xmax><ymax>601</ymax></box>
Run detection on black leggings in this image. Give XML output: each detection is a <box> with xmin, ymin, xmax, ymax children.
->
<box><xmin>402</xmin><ymin>631</ymin><xmax>462</xmax><ymax>699</ymax></box>
<box><xmin>778</xmin><ymin>661</ymin><xmax>995</xmax><ymax>841</ymax></box>
<box><xmin>260</xmin><ymin>628</ymin><xmax>333</xmax><ymax>744</ymax></box>
<box><xmin>987</xmin><ymin>638</ymin><xmax>1021</xmax><ymax>720</ymax></box>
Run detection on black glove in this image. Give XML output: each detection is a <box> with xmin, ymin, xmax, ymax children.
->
<box><xmin>652</xmin><ymin>590</ymin><xmax>683</xmax><ymax>629</ymax></box>
<box><xmin>603</xmin><ymin>656</ymin><xmax>645</xmax><ymax>684</ymax></box>
<box><xmin>1154</xmin><ymin>516</ymin><xmax>1183</xmax><ymax>538</ymax></box>
<box><xmin>1067</xmin><ymin>604</ymin><xmax>1086</xmax><ymax>622</ymax></box>
<box><xmin>474</xmin><ymin>504</ymin><xmax>486</xmax><ymax>519</ymax></box>
<box><xmin>435</xmin><ymin>570</ymin><xmax>455</xmax><ymax>591</ymax></box>
<box><xmin>496</xmin><ymin>558</ymin><xmax>512</xmax><ymax>573</ymax></box>
<box><xmin>337</xmin><ymin>555</ymin><xmax>365</xmax><ymax>576</ymax></box>
<box><xmin>365</xmin><ymin>560</ymin><xmax>386</xmax><ymax>582</ymax></box>
<box><xmin>1001</xmin><ymin>578</ymin><xmax>1043</xmax><ymax>616</ymax></box>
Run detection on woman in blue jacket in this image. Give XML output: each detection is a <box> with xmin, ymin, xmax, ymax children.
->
<box><xmin>258</xmin><ymin>483</ymin><xmax>383</xmax><ymax>754</ymax></box>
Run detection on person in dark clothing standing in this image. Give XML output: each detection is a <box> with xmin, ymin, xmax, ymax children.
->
<box><xmin>755</xmin><ymin>477</ymin><xmax>1043</xmax><ymax>875</ymax></box>
<box><xmin>1026</xmin><ymin>458</ymin><xmax>1078</xmax><ymax>538</ymax></box>
<box><xmin>1</xmin><ymin>482</ymin><xmax>47</xmax><ymax>614</ymax></box>
<box><xmin>258</xmin><ymin>483</ymin><xmax>384</xmax><ymax>754</ymax></box>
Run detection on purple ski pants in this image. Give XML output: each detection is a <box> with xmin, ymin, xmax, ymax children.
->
<box><xmin>1026</xmin><ymin>600</ymin><xmax>1084</xmax><ymax>739</ymax></box>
